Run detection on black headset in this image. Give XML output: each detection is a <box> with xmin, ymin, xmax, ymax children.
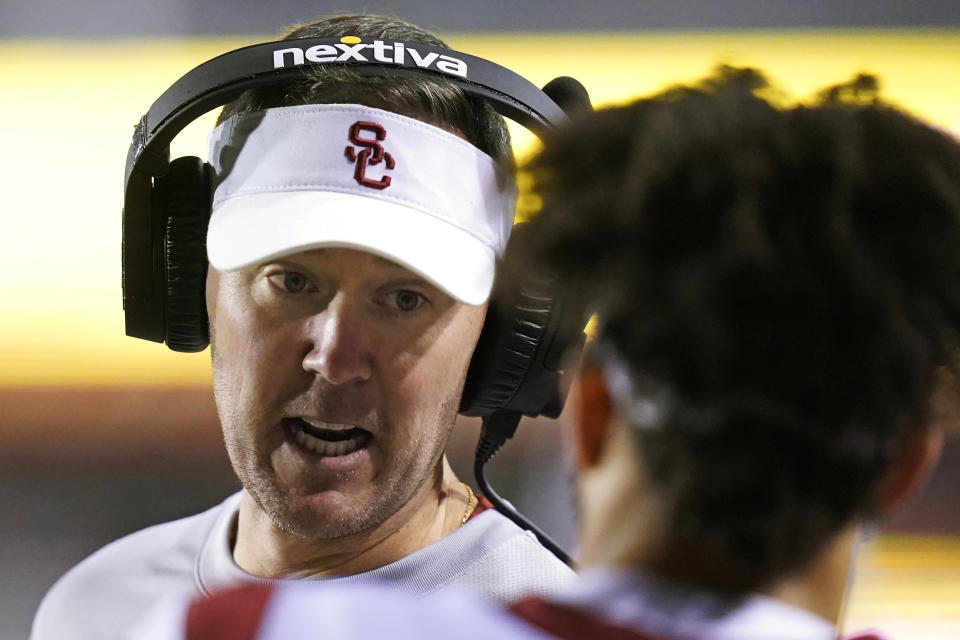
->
<box><xmin>122</xmin><ymin>36</ymin><xmax>589</xmax><ymax>563</ymax></box>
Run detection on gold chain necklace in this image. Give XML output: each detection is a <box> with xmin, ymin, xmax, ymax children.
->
<box><xmin>459</xmin><ymin>482</ymin><xmax>478</xmax><ymax>525</ymax></box>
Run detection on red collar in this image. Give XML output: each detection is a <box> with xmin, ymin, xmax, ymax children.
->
<box><xmin>467</xmin><ymin>494</ymin><xmax>494</xmax><ymax>522</ymax></box>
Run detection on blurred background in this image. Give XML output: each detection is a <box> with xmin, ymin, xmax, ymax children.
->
<box><xmin>1</xmin><ymin>1</ymin><xmax>958</xmax><ymax>638</ymax></box>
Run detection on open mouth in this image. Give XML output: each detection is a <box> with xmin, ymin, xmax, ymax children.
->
<box><xmin>285</xmin><ymin>418</ymin><xmax>372</xmax><ymax>457</ymax></box>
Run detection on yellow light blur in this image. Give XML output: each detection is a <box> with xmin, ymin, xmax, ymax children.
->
<box><xmin>843</xmin><ymin>535</ymin><xmax>960</xmax><ymax>638</ymax></box>
<box><xmin>1</xmin><ymin>30</ymin><xmax>958</xmax><ymax>386</ymax></box>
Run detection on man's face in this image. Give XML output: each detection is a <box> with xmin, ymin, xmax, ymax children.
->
<box><xmin>207</xmin><ymin>248</ymin><xmax>486</xmax><ymax>539</ymax></box>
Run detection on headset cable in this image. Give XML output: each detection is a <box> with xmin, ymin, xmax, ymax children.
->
<box><xmin>473</xmin><ymin>410</ymin><xmax>574</xmax><ymax>567</ymax></box>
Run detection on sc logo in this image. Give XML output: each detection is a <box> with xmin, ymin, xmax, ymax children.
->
<box><xmin>344</xmin><ymin>121</ymin><xmax>395</xmax><ymax>190</ymax></box>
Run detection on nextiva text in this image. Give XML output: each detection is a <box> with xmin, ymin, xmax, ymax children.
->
<box><xmin>273</xmin><ymin>40</ymin><xmax>467</xmax><ymax>78</ymax></box>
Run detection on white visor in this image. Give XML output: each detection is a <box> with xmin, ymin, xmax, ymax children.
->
<box><xmin>206</xmin><ymin>104</ymin><xmax>516</xmax><ymax>305</ymax></box>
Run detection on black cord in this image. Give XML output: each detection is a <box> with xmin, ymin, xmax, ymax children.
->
<box><xmin>473</xmin><ymin>412</ymin><xmax>575</xmax><ymax>568</ymax></box>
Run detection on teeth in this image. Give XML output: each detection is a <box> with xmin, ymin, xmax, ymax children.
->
<box><xmin>302</xmin><ymin>418</ymin><xmax>354</xmax><ymax>431</ymax></box>
<box><xmin>293</xmin><ymin>423</ymin><xmax>365</xmax><ymax>457</ymax></box>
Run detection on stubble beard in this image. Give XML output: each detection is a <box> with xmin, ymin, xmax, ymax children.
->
<box><xmin>214</xmin><ymin>365</ymin><xmax>463</xmax><ymax>541</ymax></box>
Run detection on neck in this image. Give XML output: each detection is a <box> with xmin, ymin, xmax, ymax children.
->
<box><xmin>616</xmin><ymin>529</ymin><xmax>856</xmax><ymax>626</ymax></box>
<box><xmin>763</xmin><ymin>524</ymin><xmax>860</xmax><ymax>626</ymax></box>
<box><xmin>578</xmin><ymin>419</ymin><xmax>856</xmax><ymax>628</ymax></box>
<box><xmin>232</xmin><ymin>457</ymin><xmax>469</xmax><ymax>578</ymax></box>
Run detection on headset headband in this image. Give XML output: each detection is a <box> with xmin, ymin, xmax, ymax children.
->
<box><xmin>125</xmin><ymin>36</ymin><xmax>566</xmax><ymax>185</ymax></box>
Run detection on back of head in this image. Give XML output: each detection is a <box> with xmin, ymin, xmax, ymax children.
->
<box><xmin>217</xmin><ymin>13</ymin><xmax>511</xmax><ymax>167</ymax></box>
<box><xmin>523</xmin><ymin>67</ymin><xmax>960</xmax><ymax>590</ymax></box>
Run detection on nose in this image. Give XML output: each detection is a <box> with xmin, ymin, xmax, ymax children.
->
<box><xmin>301</xmin><ymin>293</ymin><xmax>374</xmax><ymax>385</ymax></box>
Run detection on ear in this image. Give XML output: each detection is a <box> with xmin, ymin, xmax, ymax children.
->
<box><xmin>574</xmin><ymin>366</ymin><xmax>613</xmax><ymax>469</ymax></box>
<box><xmin>875</xmin><ymin>426</ymin><xmax>944</xmax><ymax>516</ymax></box>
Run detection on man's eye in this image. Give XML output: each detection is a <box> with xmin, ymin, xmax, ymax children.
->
<box><xmin>390</xmin><ymin>290</ymin><xmax>425</xmax><ymax>312</ymax></box>
<box><xmin>268</xmin><ymin>272</ymin><xmax>312</xmax><ymax>294</ymax></box>
<box><xmin>284</xmin><ymin>273</ymin><xmax>308</xmax><ymax>293</ymax></box>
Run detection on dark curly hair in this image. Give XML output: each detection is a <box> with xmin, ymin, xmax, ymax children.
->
<box><xmin>522</xmin><ymin>66</ymin><xmax>960</xmax><ymax>591</ymax></box>
<box><xmin>216</xmin><ymin>13</ymin><xmax>512</xmax><ymax>167</ymax></box>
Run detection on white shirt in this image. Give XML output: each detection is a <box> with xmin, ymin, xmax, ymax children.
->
<box><xmin>132</xmin><ymin>566</ymin><xmax>837</xmax><ymax>640</ymax></box>
<box><xmin>31</xmin><ymin>491</ymin><xmax>573</xmax><ymax>640</ymax></box>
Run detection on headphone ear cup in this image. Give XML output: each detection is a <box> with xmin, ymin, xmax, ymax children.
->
<box><xmin>154</xmin><ymin>156</ymin><xmax>211</xmax><ymax>352</ymax></box>
<box><xmin>461</xmin><ymin>223</ymin><xmax>584</xmax><ymax>418</ymax></box>
<box><xmin>459</xmin><ymin>266</ymin><xmax>553</xmax><ymax>416</ymax></box>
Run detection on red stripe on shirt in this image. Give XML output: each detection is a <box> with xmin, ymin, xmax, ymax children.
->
<box><xmin>509</xmin><ymin>596</ymin><xmax>663</xmax><ymax>640</ymax></box>
<box><xmin>186</xmin><ymin>583</ymin><xmax>274</xmax><ymax>640</ymax></box>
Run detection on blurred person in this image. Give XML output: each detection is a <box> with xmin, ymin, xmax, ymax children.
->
<box><xmin>137</xmin><ymin>67</ymin><xmax>958</xmax><ymax>640</ymax></box>
<box><xmin>30</xmin><ymin>13</ymin><xmax>576</xmax><ymax>640</ymax></box>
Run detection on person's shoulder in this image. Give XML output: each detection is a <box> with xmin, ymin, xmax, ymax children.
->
<box><xmin>30</xmin><ymin>494</ymin><xmax>239</xmax><ymax>640</ymax></box>
<box><xmin>446</xmin><ymin>509</ymin><xmax>575</xmax><ymax>601</ymax></box>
